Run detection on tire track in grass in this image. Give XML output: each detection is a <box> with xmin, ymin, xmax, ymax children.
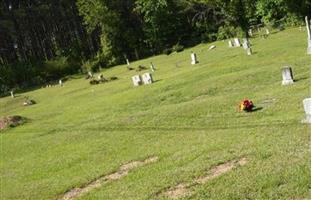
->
<box><xmin>60</xmin><ymin>156</ymin><xmax>158</xmax><ymax>200</ymax></box>
<box><xmin>161</xmin><ymin>157</ymin><xmax>247</xmax><ymax>199</ymax></box>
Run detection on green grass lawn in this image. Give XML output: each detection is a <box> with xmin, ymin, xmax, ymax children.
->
<box><xmin>1</xmin><ymin>28</ymin><xmax>310</xmax><ymax>200</ymax></box>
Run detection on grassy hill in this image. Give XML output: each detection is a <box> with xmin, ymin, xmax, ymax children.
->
<box><xmin>0</xmin><ymin>28</ymin><xmax>310</xmax><ymax>200</ymax></box>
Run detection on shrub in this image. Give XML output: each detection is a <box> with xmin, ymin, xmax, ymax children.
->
<box><xmin>172</xmin><ymin>43</ymin><xmax>184</xmax><ymax>53</ymax></box>
<box><xmin>163</xmin><ymin>48</ymin><xmax>173</xmax><ymax>55</ymax></box>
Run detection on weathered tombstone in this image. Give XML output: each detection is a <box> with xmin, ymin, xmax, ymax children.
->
<box><xmin>88</xmin><ymin>71</ymin><xmax>93</xmax><ymax>78</ymax></box>
<box><xmin>150</xmin><ymin>62</ymin><xmax>156</xmax><ymax>72</ymax></box>
<box><xmin>132</xmin><ymin>75</ymin><xmax>142</xmax><ymax>86</ymax></box>
<box><xmin>302</xmin><ymin>98</ymin><xmax>311</xmax><ymax>123</ymax></box>
<box><xmin>246</xmin><ymin>48</ymin><xmax>252</xmax><ymax>56</ymax></box>
<box><xmin>191</xmin><ymin>52</ymin><xmax>198</xmax><ymax>65</ymax></box>
<box><xmin>59</xmin><ymin>80</ymin><xmax>63</xmax><ymax>87</ymax></box>
<box><xmin>281</xmin><ymin>67</ymin><xmax>294</xmax><ymax>85</ymax></box>
<box><xmin>265</xmin><ymin>28</ymin><xmax>270</xmax><ymax>35</ymax></box>
<box><xmin>234</xmin><ymin>38</ymin><xmax>241</xmax><ymax>47</ymax></box>
<box><xmin>305</xmin><ymin>16</ymin><xmax>311</xmax><ymax>54</ymax></box>
<box><xmin>228</xmin><ymin>40</ymin><xmax>234</xmax><ymax>48</ymax></box>
<box><xmin>126</xmin><ymin>59</ymin><xmax>130</xmax><ymax>66</ymax></box>
<box><xmin>142</xmin><ymin>73</ymin><xmax>153</xmax><ymax>85</ymax></box>
<box><xmin>242</xmin><ymin>38</ymin><xmax>250</xmax><ymax>50</ymax></box>
<box><xmin>10</xmin><ymin>91</ymin><xmax>14</xmax><ymax>98</ymax></box>
<box><xmin>209</xmin><ymin>45</ymin><xmax>216</xmax><ymax>50</ymax></box>
<box><xmin>248</xmin><ymin>29</ymin><xmax>253</xmax><ymax>37</ymax></box>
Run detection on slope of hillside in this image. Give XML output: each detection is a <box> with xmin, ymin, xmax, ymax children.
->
<box><xmin>0</xmin><ymin>28</ymin><xmax>310</xmax><ymax>200</ymax></box>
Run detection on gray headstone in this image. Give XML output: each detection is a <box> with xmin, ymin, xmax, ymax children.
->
<box><xmin>88</xmin><ymin>71</ymin><xmax>93</xmax><ymax>78</ymax></box>
<box><xmin>10</xmin><ymin>91</ymin><xmax>14</xmax><ymax>98</ymax></box>
<box><xmin>282</xmin><ymin>67</ymin><xmax>294</xmax><ymax>85</ymax></box>
<box><xmin>248</xmin><ymin>29</ymin><xmax>253</xmax><ymax>37</ymax></box>
<box><xmin>305</xmin><ymin>16</ymin><xmax>311</xmax><ymax>54</ymax></box>
<box><xmin>209</xmin><ymin>45</ymin><xmax>216</xmax><ymax>50</ymax></box>
<box><xmin>246</xmin><ymin>48</ymin><xmax>252</xmax><ymax>56</ymax></box>
<box><xmin>242</xmin><ymin>38</ymin><xmax>250</xmax><ymax>50</ymax></box>
<box><xmin>150</xmin><ymin>62</ymin><xmax>155</xmax><ymax>72</ymax></box>
<box><xmin>132</xmin><ymin>75</ymin><xmax>142</xmax><ymax>86</ymax></box>
<box><xmin>142</xmin><ymin>73</ymin><xmax>153</xmax><ymax>85</ymax></box>
<box><xmin>191</xmin><ymin>52</ymin><xmax>198</xmax><ymax>65</ymax></box>
<box><xmin>302</xmin><ymin>98</ymin><xmax>311</xmax><ymax>123</ymax></box>
<box><xmin>234</xmin><ymin>38</ymin><xmax>241</xmax><ymax>47</ymax></box>
<box><xmin>228</xmin><ymin>40</ymin><xmax>234</xmax><ymax>48</ymax></box>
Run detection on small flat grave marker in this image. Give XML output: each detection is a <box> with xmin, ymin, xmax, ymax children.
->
<box><xmin>132</xmin><ymin>75</ymin><xmax>142</xmax><ymax>87</ymax></box>
<box><xmin>302</xmin><ymin>98</ymin><xmax>311</xmax><ymax>123</ymax></box>
<box><xmin>281</xmin><ymin>67</ymin><xmax>294</xmax><ymax>85</ymax></box>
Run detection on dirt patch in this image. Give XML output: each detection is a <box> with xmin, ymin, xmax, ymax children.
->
<box><xmin>0</xmin><ymin>116</ymin><xmax>26</xmax><ymax>131</ymax></box>
<box><xmin>60</xmin><ymin>156</ymin><xmax>158</xmax><ymax>200</ymax></box>
<box><xmin>163</xmin><ymin>157</ymin><xmax>247</xmax><ymax>199</ymax></box>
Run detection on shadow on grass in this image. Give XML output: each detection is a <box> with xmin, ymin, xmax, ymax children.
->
<box><xmin>252</xmin><ymin>107</ymin><xmax>263</xmax><ymax>112</ymax></box>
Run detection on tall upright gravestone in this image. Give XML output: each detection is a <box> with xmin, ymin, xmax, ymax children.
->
<box><xmin>305</xmin><ymin>16</ymin><xmax>311</xmax><ymax>54</ymax></box>
<box><xmin>281</xmin><ymin>67</ymin><xmax>294</xmax><ymax>85</ymax></box>
<box><xmin>302</xmin><ymin>98</ymin><xmax>311</xmax><ymax>123</ymax></box>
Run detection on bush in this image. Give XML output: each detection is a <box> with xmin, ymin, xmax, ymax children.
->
<box><xmin>163</xmin><ymin>48</ymin><xmax>173</xmax><ymax>55</ymax></box>
<box><xmin>172</xmin><ymin>43</ymin><xmax>184</xmax><ymax>53</ymax></box>
<box><xmin>217</xmin><ymin>25</ymin><xmax>246</xmax><ymax>40</ymax></box>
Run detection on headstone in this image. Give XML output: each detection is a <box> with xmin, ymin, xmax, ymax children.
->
<box><xmin>191</xmin><ymin>52</ymin><xmax>198</xmax><ymax>65</ymax></box>
<box><xmin>246</xmin><ymin>48</ymin><xmax>252</xmax><ymax>56</ymax></box>
<box><xmin>10</xmin><ymin>91</ymin><xmax>14</xmax><ymax>98</ymax></box>
<box><xmin>88</xmin><ymin>71</ymin><xmax>93</xmax><ymax>78</ymax></box>
<box><xmin>248</xmin><ymin>29</ymin><xmax>253</xmax><ymax>37</ymax></box>
<box><xmin>281</xmin><ymin>67</ymin><xmax>294</xmax><ymax>85</ymax></box>
<box><xmin>302</xmin><ymin>98</ymin><xmax>311</xmax><ymax>123</ymax></box>
<box><xmin>126</xmin><ymin>59</ymin><xmax>130</xmax><ymax>66</ymax></box>
<box><xmin>142</xmin><ymin>73</ymin><xmax>153</xmax><ymax>85</ymax></box>
<box><xmin>265</xmin><ymin>28</ymin><xmax>270</xmax><ymax>35</ymax></box>
<box><xmin>234</xmin><ymin>38</ymin><xmax>241</xmax><ymax>47</ymax></box>
<box><xmin>150</xmin><ymin>62</ymin><xmax>156</xmax><ymax>72</ymax></box>
<box><xmin>305</xmin><ymin>16</ymin><xmax>311</xmax><ymax>54</ymax></box>
<box><xmin>228</xmin><ymin>40</ymin><xmax>234</xmax><ymax>48</ymax></box>
<box><xmin>242</xmin><ymin>38</ymin><xmax>250</xmax><ymax>50</ymax></box>
<box><xmin>209</xmin><ymin>45</ymin><xmax>216</xmax><ymax>50</ymax></box>
<box><xmin>132</xmin><ymin>75</ymin><xmax>142</xmax><ymax>87</ymax></box>
<box><xmin>59</xmin><ymin>80</ymin><xmax>63</xmax><ymax>87</ymax></box>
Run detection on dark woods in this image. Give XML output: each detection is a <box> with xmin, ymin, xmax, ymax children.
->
<box><xmin>0</xmin><ymin>0</ymin><xmax>310</xmax><ymax>95</ymax></box>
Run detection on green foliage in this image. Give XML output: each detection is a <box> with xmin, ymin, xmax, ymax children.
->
<box><xmin>172</xmin><ymin>43</ymin><xmax>184</xmax><ymax>53</ymax></box>
<box><xmin>217</xmin><ymin>25</ymin><xmax>245</xmax><ymax>40</ymax></box>
<box><xmin>43</xmin><ymin>57</ymin><xmax>80</xmax><ymax>81</ymax></box>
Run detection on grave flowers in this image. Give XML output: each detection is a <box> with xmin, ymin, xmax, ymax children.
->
<box><xmin>239</xmin><ymin>99</ymin><xmax>255</xmax><ymax>112</ymax></box>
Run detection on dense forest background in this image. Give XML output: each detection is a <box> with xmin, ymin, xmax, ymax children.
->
<box><xmin>0</xmin><ymin>0</ymin><xmax>310</xmax><ymax>95</ymax></box>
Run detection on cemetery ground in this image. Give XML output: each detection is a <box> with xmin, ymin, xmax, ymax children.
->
<box><xmin>0</xmin><ymin>28</ymin><xmax>310</xmax><ymax>200</ymax></box>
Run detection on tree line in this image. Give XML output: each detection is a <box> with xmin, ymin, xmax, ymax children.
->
<box><xmin>0</xmin><ymin>0</ymin><xmax>310</xmax><ymax>95</ymax></box>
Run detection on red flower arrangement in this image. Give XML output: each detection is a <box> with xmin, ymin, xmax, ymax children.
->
<box><xmin>239</xmin><ymin>99</ymin><xmax>255</xmax><ymax>112</ymax></box>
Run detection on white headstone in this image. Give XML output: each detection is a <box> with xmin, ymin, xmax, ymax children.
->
<box><xmin>234</xmin><ymin>38</ymin><xmax>241</xmax><ymax>47</ymax></box>
<box><xmin>59</xmin><ymin>80</ymin><xmax>63</xmax><ymax>87</ymax></box>
<box><xmin>150</xmin><ymin>62</ymin><xmax>155</xmax><ymax>72</ymax></box>
<box><xmin>282</xmin><ymin>67</ymin><xmax>294</xmax><ymax>85</ymax></box>
<box><xmin>132</xmin><ymin>75</ymin><xmax>142</xmax><ymax>86</ymax></box>
<box><xmin>305</xmin><ymin>16</ymin><xmax>311</xmax><ymax>54</ymax></box>
<box><xmin>242</xmin><ymin>38</ymin><xmax>250</xmax><ymax>50</ymax></box>
<box><xmin>142</xmin><ymin>73</ymin><xmax>153</xmax><ymax>85</ymax></box>
<box><xmin>302</xmin><ymin>98</ymin><xmax>311</xmax><ymax>123</ymax></box>
<box><xmin>209</xmin><ymin>45</ymin><xmax>216</xmax><ymax>50</ymax></box>
<box><xmin>246</xmin><ymin>48</ymin><xmax>252</xmax><ymax>56</ymax></box>
<box><xmin>10</xmin><ymin>91</ymin><xmax>14</xmax><ymax>98</ymax></box>
<box><xmin>126</xmin><ymin>59</ymin><xmax>130</xmax><ymax>66</ymax></box>
<box><xmin>191</xmin><ymin>52</ymin><xmax>198</xmax><ymax>65</ymax></box>
<box><xmin>88</xmin><ymin>71</ymin><xmax>93</xmax><ymax>78</ymax></box>
<box><xmin>248</xmin><ymin>29</ymin><xmax>253</xmax><ymax>37</ymax></box>
<box><xmin>228</xmin><ymin>40</ymin><xmax>234</xmax><ymax>48</ymax></box>
<box><xmin>265</xmin><ymin>28</ymin><xmax>270</xmax><ymax>35</ymax></box>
